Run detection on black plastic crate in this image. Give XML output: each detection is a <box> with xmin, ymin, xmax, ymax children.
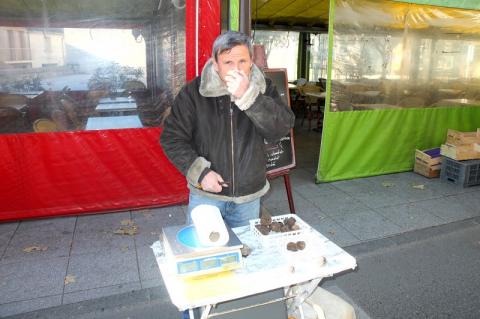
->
<box><xmin>440</xmin><ymin>156</ymin><xmax>480</xmax><ymax>187</ymax></box>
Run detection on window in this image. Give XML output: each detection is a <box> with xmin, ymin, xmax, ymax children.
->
<box><xmin>253</xmin><ymin>31</ymin><xmax>299</xmax><ymax>81</ymax></box>
<box><xmin>0</xmin><ymin>1</ymin><xmax>185</xmax><ymax>134</ymax></box>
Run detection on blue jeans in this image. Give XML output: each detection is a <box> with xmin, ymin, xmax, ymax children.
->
<box><xmin>187</xmin><ymin>193</ymin><xmax>260</xmax><ymax>228</ymax></box>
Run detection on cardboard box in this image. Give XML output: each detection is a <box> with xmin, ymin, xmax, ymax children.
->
<box><xmin>414</xmin><ymin>148</ymin><xmax>441</xmax><ymax>178</ymax></box>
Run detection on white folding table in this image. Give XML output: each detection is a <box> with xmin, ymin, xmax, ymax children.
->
<box><xmin>152</xmin><ymin>224</ymin><xmax>356</xmax><ymax>318</ymax></box>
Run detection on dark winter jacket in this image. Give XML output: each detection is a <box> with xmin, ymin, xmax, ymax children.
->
<box><xmin>160</xmin><ymin>59</ymin><xmax>295</xmax><ymax>203</ymax></box>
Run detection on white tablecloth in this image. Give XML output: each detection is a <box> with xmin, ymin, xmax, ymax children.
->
<box><xmin>152</xmin><ymin>224</ymin><xmax>356</xmax><ymax>312</ymax></box>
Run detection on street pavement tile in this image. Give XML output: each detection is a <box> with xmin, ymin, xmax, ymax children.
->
<box><xmin>0</xmin><ymin>294</ymin><xmax>62</xmax><ymax>318</ymax></box>
<box><xmin>1</xmin><ymin>217</ymin><xmax>75</xmax><ymax>264</ymax></box>
<box><xmin>0</xmin><ymin>222</ymin><xmax>18</xmax><ymax>258</ymax></box>
<box><xmin>289</xmin><ymin>167</ymin><xmax>317</xmax><ymax>184</ymax></box>
<box><xmin>308</xmin><ymin>193</ymin><xmax>370</xmax><ymax>217</ymax></box>
<box><xmin>263</xmin><ymin>181</ymin><xmax>295</xmax><ymax>202</ymax></box>
<box><xmin>291</xmin><ymin>198</ymin><xmax>328</xmax><ymax>220</ymax></box>
<box><xmin>352</xmin><ymin>190</ymin><xmax>408</xmax><ymax>209</ymax></box>
<box><xmin>64</xmin><ymin>248</ymin><xmax>139</xmax><ymax>293</ymax></box>
<box><xmin>1</xmin><ymin>233</ymin><xmax>73</xmax><ymax>264</ymax></box>
<box><xmin>132</xmin><ymin>206</ymin><xmax>185</xmax><ymax>234</ymax></box>
<box><xmin>375</xmin><ymin>203</ymin><xmax>446</xmax><ymax>232</ymax></box>
<box><xmin>294</xmin><ymin>181</ymin><xmax>346</xmax><ymax>200</ymax></box>
<box><xmin>415</xmin><ymin>196</ymin><xmax>478</xmax><ymax>222</ymax></box>
<box><xmin>332</xmin><ymin>176</ymin><xmax>410</xmax><ymax>208</ymax></box>
<box><xmin>424</xmin><ymin>179</ymin><xmax>472</xmax><ymax>196</ymax></box>
<box><xmin>309</xmin><ymin>217</ymin><xmax>361</xmax><ymax>247</ymax></box>
<box><xmin>389</xmin><ymin>179</ymin><xmax>443</xmax><ymax>203</ymax></box>
<box><xmin>262</xmin><ymin>180</ymin><xmax>297</xmax><ymax>208</ymax></box>
<box><xmin>454</xmin><ymin>191</ymin><xmax>480</xmax><ymax>215</ymax></box>
<box><xmin>261</xmin><ymin>199</ymin><xmax>291</xmax><ymax>215</ymax></box>
<box><xmin>62</xmin><ymin>281</ymin><xmax>142</xmax><ymax>305</ymax></box>
<box><xmin>75</xmin><ymin>211</ymin><xmax>131</xmax><ymax>231</ymax></box>
<box><xmin>0</xmin><ymin>257</ymin><xmax>68</xmax><ymax>304</ymax></box>
<box><xmin>16</xmin><ymin>217</ymin><xmax>76</xmax><ymax>233</ymax></box>
<box><xmin>134</xmin><ymin>231</ymin><xmax>163</xmax><ymax>247</ymax></box>
<box><xmin>137</xmin><ymin>246</ymin><xmax>162</xmax><ymax>282</ymax></box>
<box><xmin>71</xmin><ymin>213</ymin><xmax>135</xmax><ymax>255</ymax></box>
<box><xmin>331</xmin><ymin>210</ymin><xmax>403</xmax><ymax>241</ymax></box>
<box><xmin>330</xmin><ymin>178</ymin><xmax>374</xmax><ymax>195</ymax></box>
<box><xmin>141</xmin><ymin>278</ymin><xmax>169</xmax><ymax>291</ymax></box>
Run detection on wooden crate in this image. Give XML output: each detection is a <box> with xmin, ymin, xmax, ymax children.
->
<box><xmin>415</xmin><ymin>148</ymin><xmax>441</xmax><ymax>166</ymax></box>
<box><xmin>414</xmin><ymin>148</ymin><xmax>441</xmax><ymax>178</ymax></box>
<box><xmin>446</xmin><ymin>129</ymin><xmax>480</xmax><ymax>145</ymax></box>
<box><xmin>441</xmin><ymin>143</ymin><xmax>480</xmax><ymax>161</ymax></box>
<box><xmin>414</xmin><ymin>160</ymin><xmax>441</xmax><ymax>178</ymax></box>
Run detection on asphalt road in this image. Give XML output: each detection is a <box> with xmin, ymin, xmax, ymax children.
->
<box><xmin>7</xmin><ymin>216</ymin><xmax>480</xmax><ymax>319</ymax></box>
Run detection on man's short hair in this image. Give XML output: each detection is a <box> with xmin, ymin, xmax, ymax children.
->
<box><xmin>212</xmin><ymin>31</ymin><xmax>253</xmax><ymax>62</ymax></box>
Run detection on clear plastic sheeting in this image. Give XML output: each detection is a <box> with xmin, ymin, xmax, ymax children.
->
<box><xmin>0</xmin><ymin>0</ymin><xmax>191</xmax><ymax>221</ymax></box>
<box><xmin>0</xmin><ymin>0</ymin><xmax>185</xmax><ymax>133</ymax></box>
<box><xmin>252</xmin><ymin>31</ymin><xmax>300</xmax><ymax>81</ymax></box>
<box><xmin>330</xmin><ymin>0</ymin><xmax>480</xmax><ymax>112</ymax></box>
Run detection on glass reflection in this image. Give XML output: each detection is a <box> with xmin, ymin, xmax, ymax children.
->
<box><xmin>331</xmin><ymin>0</ymin><xmax>480</xmax><ymax>111</ymax></box>
<box><xmin>0</xmin><ymin>1</ymin><xmax>184</xmax><ymax>134</ymax></box>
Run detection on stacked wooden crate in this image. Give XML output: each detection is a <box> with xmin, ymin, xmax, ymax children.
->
<box><xmin>440</xmin><ymin>129</ymin><xmax>480</xmax><ymax>187</ymax></box>
<box><xmin>440</xmin><ymin>129</ymin><xmax>480</xmax><ymax>160</ymax></box>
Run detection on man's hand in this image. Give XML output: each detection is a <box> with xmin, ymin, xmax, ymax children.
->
<box><xmin>200</xmin><ymin>171</ymin><xmax>227</xmax><ymax>193</ymax></box>
<box><xmin>225</xmin><ymin>70</ymin><xmax>249</xmax><ymax>99</ymax></box>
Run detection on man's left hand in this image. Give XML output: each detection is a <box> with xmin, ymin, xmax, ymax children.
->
<box><xmin>225</xmin><ymin>70</ymin><xmax>249</xmax><ymax>99</ymax></box>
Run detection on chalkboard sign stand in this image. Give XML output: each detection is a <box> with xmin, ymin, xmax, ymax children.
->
<box><xmin>263</xmin><ymin>68</ymin><xmax>297</xmax><ymax>214</ymax></box>
<box><xmin>267</xmin><ymin>169</ymin><xmax>295</xmax><ymax>214</ymax></box>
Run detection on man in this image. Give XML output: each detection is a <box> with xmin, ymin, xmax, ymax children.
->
<box><xmin>160</xmin><ymin>31</ymin><xmax>294</xmax><ymax>228</ymax></box>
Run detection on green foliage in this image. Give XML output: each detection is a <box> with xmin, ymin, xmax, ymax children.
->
<box><xmin>87</xmin><ymin>63</ymin><xmax>144</xmax><ymax>91</ymax></box>
<box><xmin>0</xmin><ymin>75</ymin><xmax>43</xmax><ymax>92</ymax></box>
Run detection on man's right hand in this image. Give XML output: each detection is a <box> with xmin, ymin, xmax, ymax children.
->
<box><xmin>200</xmin><ymin>171</ymin><xmax>226</xmax><ymax>193</ymax></box>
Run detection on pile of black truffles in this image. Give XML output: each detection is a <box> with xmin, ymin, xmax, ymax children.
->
<box><xmin>255</xmin><ymin>212</ymin><xmax>300</xmax><ymax>235</ymax></box>
<box><xmin>255</xmin><ymin>212</ymin><xmax>307</xmax><ymax>251</ymax></box>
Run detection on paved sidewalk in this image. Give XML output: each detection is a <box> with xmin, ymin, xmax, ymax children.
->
<box><xmin>1</xmin><ymin>128</ymin><xmax>479</xmax><ymax>317</ymax></box>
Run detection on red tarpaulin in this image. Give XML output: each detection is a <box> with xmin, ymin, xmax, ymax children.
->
<box><xmin>0</xmin><ymin>128</ymin><xmax>188</xmax><ymax>222</ymax></box>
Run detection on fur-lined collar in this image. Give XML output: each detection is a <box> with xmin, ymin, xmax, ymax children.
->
<box><xmin>199</xmin><ymin>58</ymin><xmax>266</xmax><ymax>97</ymax></box>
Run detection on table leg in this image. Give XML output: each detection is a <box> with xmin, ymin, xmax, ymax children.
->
<box><xmin>285</xmin><ymin>278</ymin><xmax>323</xmax><ymax>313</ymax></box>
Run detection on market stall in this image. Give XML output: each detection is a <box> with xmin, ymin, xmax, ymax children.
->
<box><xmin>318</xmin><ymin>0</ymin><xmax>480</xmax><ymax>181</ymax></box>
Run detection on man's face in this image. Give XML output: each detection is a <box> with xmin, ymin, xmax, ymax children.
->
<box><xmin>213</xmin><ymin>45</ymin><xmax>252</xmax><ymax>82</ymax></box>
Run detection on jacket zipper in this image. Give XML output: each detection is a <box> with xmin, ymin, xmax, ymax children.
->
<box><xmin>230</xmin><ymin>103</ymin><xmax>235</xmax><ymax>196</ymax></box>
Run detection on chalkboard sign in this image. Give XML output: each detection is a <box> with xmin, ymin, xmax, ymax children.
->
<box><xmin>263</xmin><ymin>68</ymin><xmax>296</xmax><ymax>175</ymax></box>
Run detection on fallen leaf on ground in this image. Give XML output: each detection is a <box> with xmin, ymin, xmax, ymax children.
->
<box><xmin>121</xmin><ymin>245</ymin><xmax>129</xmax><ymax>252</ymax></box>
<box><xmin>114</xmin><ymin>225</ymin><xmax>138</xmax><ymax>236</ymax></box>
<box><xmin>23</xmin><ymin>245</ymin><xmax>48</xmax><ymax>253</ymax></box>
<box><xmin>64</xmin><ymin>275</ymin><xmax>76</xmax><ymax>285</ymax></box>
<box><xmin>120</xmin><ymin>219</ymin><xmax>134</xmax><ymax>226</ymax></box>
<box><xmin>412</xmin><ymin>184</ymin><xmax>425</xmax><ymax>190</ymax></box>
<box><xmin>382</xmin><ymin>182</ymin><xmax>395</xmax><ymax>188</ymax></box>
